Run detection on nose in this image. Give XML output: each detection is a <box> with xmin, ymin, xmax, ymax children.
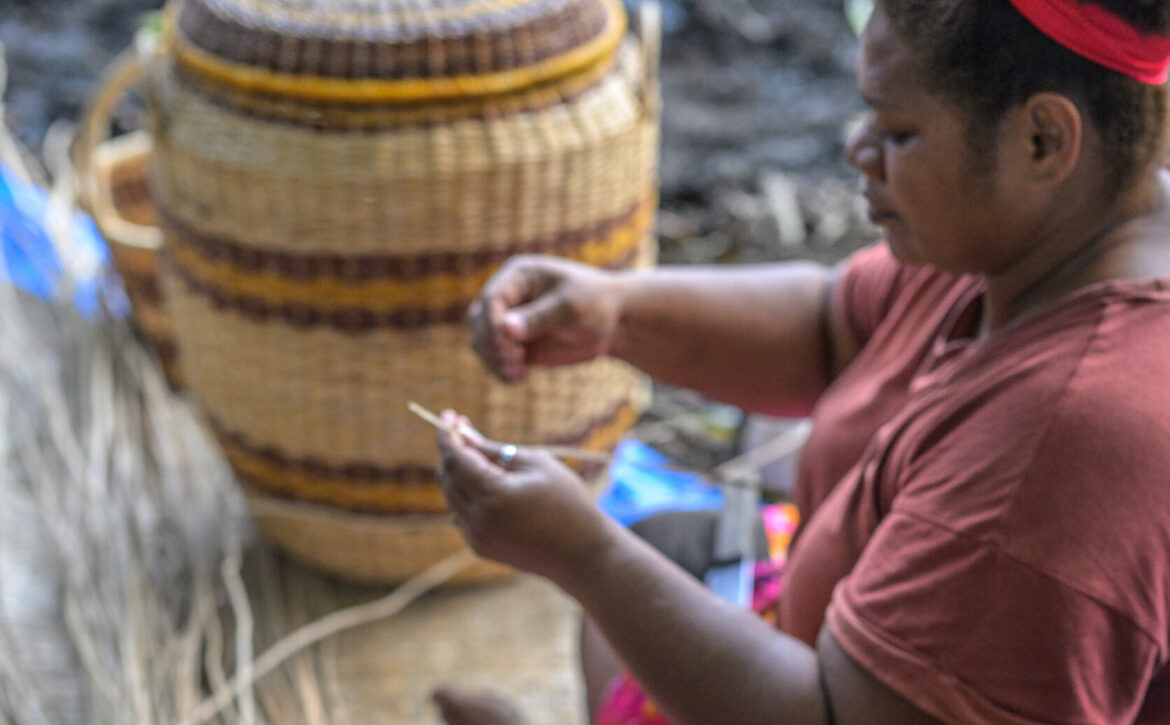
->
<box><xmin>845</xmin><ymin>114</ymin><xmax>884</xmax><ymax>182</ymax></box>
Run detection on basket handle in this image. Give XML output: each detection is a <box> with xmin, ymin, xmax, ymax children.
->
<box><xmin>74</xmin><ymin>45</ymin><xmax>163</xmax><ymax>250</ymax></box>
<box><xmin>635</xmin><ymin>0</ymin><xmax>662</xmax><ymax>117</ymax></box>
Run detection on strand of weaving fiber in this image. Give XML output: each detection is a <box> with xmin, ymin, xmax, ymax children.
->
<box><xmin>178</xmin><ymin>548</ymin><xmax>479</xmax><ymax>725</ymax></box>
<box><xmin>408</xmin><ymin>401</ymin><xmax>812</xmax><ymax>489</ymax></box>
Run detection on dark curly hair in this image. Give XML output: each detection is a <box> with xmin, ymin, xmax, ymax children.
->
<box><xmin>882</xmin><ymin>0</ymin><xmax>1170</xmax><ymax>199</ymax></box>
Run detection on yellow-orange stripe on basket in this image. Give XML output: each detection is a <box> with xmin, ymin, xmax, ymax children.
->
<box><xmin>220</xmin><ymin>401</ymin><xmax>640</xmax><ymax>514</ymax></box>
<box><xmin>168</xmin><ymin>0</ymin><xmax>627</xmax><ymax>104</ymax></box>
<box><xmin>163</xmin><ymin>195</ymin><xmax>654</xmax><ymax>314</ymax></box>
<box><xmin>174</xmin><ymin>53</ymin><xmax>617</xmax><ymax>130</ymax></box>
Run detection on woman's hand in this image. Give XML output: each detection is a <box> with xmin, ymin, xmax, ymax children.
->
<box><xmin>435</xmin><ymin>410</ymin><xmax>614</xmax><ymax>582</ymax></box>
<box><xmin>468</xmin><ymin>255</ymin><xmax>625</xmax><ymax>383</ymax></box>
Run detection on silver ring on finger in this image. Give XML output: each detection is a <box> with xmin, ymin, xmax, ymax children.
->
<box><xmin>498</xmin><ymin>443</ymin><xmax>519</xmax><ymax>470</ymax></box>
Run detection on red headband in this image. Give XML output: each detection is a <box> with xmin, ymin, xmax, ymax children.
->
<box><xmin>1007</xmin><ymin>0</ymin><xmax>1170</xmax><ymax>84</ymax></box>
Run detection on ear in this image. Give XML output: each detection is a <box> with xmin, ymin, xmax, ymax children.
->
<box><xmin>1013</xmin><ymin>92</ymin><xmax>1083</xmax><ymax>188</ymax></box>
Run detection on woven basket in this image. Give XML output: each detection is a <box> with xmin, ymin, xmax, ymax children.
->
<box><xmin>76</xmin><ymin>50</ymin><xmax>184</xmax><ymax>389</ymax></box>
<box><xmin>147</xmin><ymin>0</ymin><xmax>662</xmax><ymax>582</ymax></box>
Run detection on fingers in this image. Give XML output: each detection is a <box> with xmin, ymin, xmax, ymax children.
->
<box><xmin>468</xmin><ymin>256</ymin><xmax>574</xmax><ymax>383</ymax></box>
<box><xmin>496</xmin><ymin>445</ymin><xmax>558</xmax><ymax>475</ymax></box>
<box><xmin>436</xmin><ymin>411</ymin><xmax>509</xmax><ymax>557</ymax></box>
<box><xmin>433</xmin><ymin>411</ymin><xmax>603</xmax><ymax>579</ymax></box>
<box><xmin>506</xmin><ymin>290</ymin><xmax>574</xmax><ymax>342</ymax></box>
<box><xmin>437</xmin><ymin>412</ymin><xmax>497</xmax><ymax>477</ymax></box>
<box><xmin>486</xmin><ymin>294</ymin><xmax>529</xmax><ymax>382</ymax></box>
<box><xmin>435</xmin><ymin>419</ymin><xmax>526</xmax><ymax>482</ymax></box>
<box><xmin>432</xmin><ymin>687</ymin><xmax>527</xmax><ymax>725</ymax></box>
<box><xmin>435</xmin><ymin>412</ymin><xmax>565</xmax><ymax>504</ymax></box>
<box><xmin>469</xmin><ymin>294</ymin><xmax>524</xmax><ymax>383</ymax></box>
<box><xmin>469</xmin><ymin>259</ymin><xmax>540</xmax><ymax>382</ymax></box>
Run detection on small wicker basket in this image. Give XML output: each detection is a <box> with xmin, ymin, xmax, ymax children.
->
<box><xmin>77</xmin><ymin>50</ymin><xmax>184</xmax><ymax>389</ymax></box>
<box><xmin>144</xmin><ymin>0</ymin><xmax>661</xmax><ymax>582</ymax></box>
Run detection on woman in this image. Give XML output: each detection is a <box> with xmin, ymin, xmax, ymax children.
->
<box><xmin>433</xmin><ymin>0</ymin><xmax>1170</xmax><ymax>722</ymax></box>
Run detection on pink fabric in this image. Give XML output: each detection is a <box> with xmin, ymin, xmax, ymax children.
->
<box><xmin>594</xmin><ymin>504</ymin><xmax>799</xmax><ymax>725</ymax></box>
<box><xmin>786</xmin><ymin>244</ymin><xmax>1170</xmax><ymax>722</ymax></box>
<box><xmin>1008</xmin><ymin>0</ymin><xmax>1170</xmax><ymax>84</ymax></box>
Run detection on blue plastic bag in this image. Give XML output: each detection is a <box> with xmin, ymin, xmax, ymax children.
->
<box><xmin>0</xmin><ymin>162</ymin><xmax>111</xmax><ymax>315</ymax></box>
<box><xmin>598</xmin><ymin>439</ymin><xmax>723</xmax><ymax>526</ymax></box>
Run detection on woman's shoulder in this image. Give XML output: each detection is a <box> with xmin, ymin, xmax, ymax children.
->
<box><xmin>903</xmin><ymin>276</ymin><xmax>1170</xmax><ymax>485</ymax></box>
<box><xmin>981</xmin><ymin>274</ymin><xmax>1170</xmax><ymax>378</ymax></box>
<box><xmin>835</xmin><ymin>242</ymin><xmax>976</xmax><ymax>348</ymax></box>
<box><xmin>884</xmin><ymin>282</ymin><xmax>1170</xmax><ymax>644</ymax></box>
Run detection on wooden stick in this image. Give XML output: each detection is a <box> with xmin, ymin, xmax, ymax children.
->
<box><xmin>408</xmin><ymin>401</ymin><xmax>613</xmax><ymax>463</ymax></box>
<box><xmin>406</xmin><ymin>401</ymin><xmax>460</xmax><ymax>437</ymax></box>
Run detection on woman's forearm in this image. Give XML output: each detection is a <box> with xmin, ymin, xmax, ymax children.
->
<box><xmin>607</xmin><ymin>262</ymin><xmax>836</xmax><ymax>417</ymax></box>
<box><xmin>560</xmin><ymin>517</ymin><xmax>829</xmax><ymax>725</ymax></box>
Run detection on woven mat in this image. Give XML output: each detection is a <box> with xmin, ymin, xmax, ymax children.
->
<box><xmin>245</xmin><ymin>548</ymin><xmax>588</xmax><ymax>725</ymax></box>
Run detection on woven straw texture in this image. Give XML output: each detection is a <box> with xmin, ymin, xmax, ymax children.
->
<box><xmin>170</xmin><ymin>0</ymin><xmax>628</xmax><ymax>103</ymax></box>
<box><xmin>77</xmin><ymin>47</ymin><xmax>185</xmax><ymax>389</ymax></box>
<box><xmin>89</xmin><ymin>132</ymin><xmax>186</xmax><ymax>388</ymax></box>
<box><xmin>147</xmin><ymin>0</ymin><xmax>660</xmax><ymax>581</ymax></box>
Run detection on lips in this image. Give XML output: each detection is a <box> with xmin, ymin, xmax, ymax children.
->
<box><xmin>866</xmin><ymin>204</ymin><xmax>897</xmax><ymax>224</ymax></box>
<box><xmin>862</xmin><ymin>187</ymin><xmax>897</xmax><ymax>224</ymax></box>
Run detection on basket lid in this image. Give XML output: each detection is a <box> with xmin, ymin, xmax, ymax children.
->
<box><xmin>168</xmin><ymin>0</ymin><xmax>626</xmax><ymax>103</ymax></box>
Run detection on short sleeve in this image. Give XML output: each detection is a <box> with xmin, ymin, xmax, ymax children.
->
<box><xmin>827</xmin><ymin>510</ymin><xmax>1162</xmax><ymax>724</ymax></box>
<box><xmin>832</xmin><ymin>243</ymin><xmax>913</xmax><ymax>348</ymax></box>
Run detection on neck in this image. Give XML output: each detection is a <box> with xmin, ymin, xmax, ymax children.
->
<box><xmin>980</xmin><ymin>169</ymin><xmax>1167</xmax><ymax>335</ymax></box>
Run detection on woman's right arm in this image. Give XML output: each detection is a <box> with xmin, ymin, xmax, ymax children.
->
<box><xmin>468</xmin><ymin>256</ymin><xmax>859</xmax><ymax>417</ymax></box>
<box><xmin>608</xmin><ymin>262</ymin><xmax>859</xmax><ymax>417</ymax></box>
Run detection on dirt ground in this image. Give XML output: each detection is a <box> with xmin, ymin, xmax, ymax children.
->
<box><xmin>0</xmin><ymin>0</ymin><xmax>882</xmax><ymax>465</ymax></box>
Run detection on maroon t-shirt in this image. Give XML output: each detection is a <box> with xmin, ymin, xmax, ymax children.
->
<box><xmin>781</xmin><ymin>244</ymin><xmax>1170</xmax><ymax>723</ymax></box>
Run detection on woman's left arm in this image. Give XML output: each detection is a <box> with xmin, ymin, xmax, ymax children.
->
<box><xmin>436</xmin><ymin>416</ymin><xmax>939</xmax><ymax>725</ymax></box>
<box><xmin>566</xmin><ymin>511</ymin><xmax>829</xmax><ymax>724</ymax></box>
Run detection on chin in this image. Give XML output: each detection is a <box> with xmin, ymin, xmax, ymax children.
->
<box><xmin>886</xmin><ymin>239</ymin><xmax>982</xmax><ymax>277</ymax></box>
<box><xmin>882</xmin><ymin>233</ymin><xmax>928</xmax><ymax>268</ymax></box>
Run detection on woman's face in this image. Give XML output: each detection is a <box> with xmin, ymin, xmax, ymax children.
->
<box><xmin>846</xmin><ymin>5</ymin><xmax>1025</xmax><ymax>273</ymax></box>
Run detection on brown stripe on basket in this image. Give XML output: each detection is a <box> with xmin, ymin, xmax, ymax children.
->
<box><xmin>179</xmin><ymin>0</ymin><xmax>609</xmax><ymax>81</ymax></box>
<box><xmin>213</xmin><ymin>400</ymin><xmax>637</xmax><ymax>514</ymax></box>
<box><xmin>160</xmin><ymin>240</ymin><xmax>642</xmax><ymax>332</ymax></box>
<box><xmin>169</xmin><ymin>50</ymin><xmax>615</xmax><ymax>131</ymax></box>
<box><xmin>157</xmin><ymin>191</ymin><xmax>652</xmax><ymax>323</ymax></box>
<box><xmin>163</xmin><ymin>253</ymin><xmax>460</xmax><ymax>330</ymax></box>
<box><xmin>111</xmin><ymin>175</ymin><xmax>152</xmax><ymax>209</ymax></box>
<box><xmin>159</xmin><ymin>195</ymin><xmax>648</xmax><ymax>282</ymax></box>
<box><xmin>118</xmin><ymin>266</ymin><xmax>163</xmax><ymax>307</ymax></box>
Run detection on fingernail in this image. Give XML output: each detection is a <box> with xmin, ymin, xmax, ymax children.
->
<box><xmin>503</xmin><ymin>311</ymin><xmax>527</xmax><ymax>338</ymax></box>
<box><xmin>440</xmin><ymin>410</ymin><xmax>463</xmax><ymax>439</ymax></box>
<box><xmin>499</xmin><ymin>355</ymin><xmax>521</xmax><ymax>372</ymax></box>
